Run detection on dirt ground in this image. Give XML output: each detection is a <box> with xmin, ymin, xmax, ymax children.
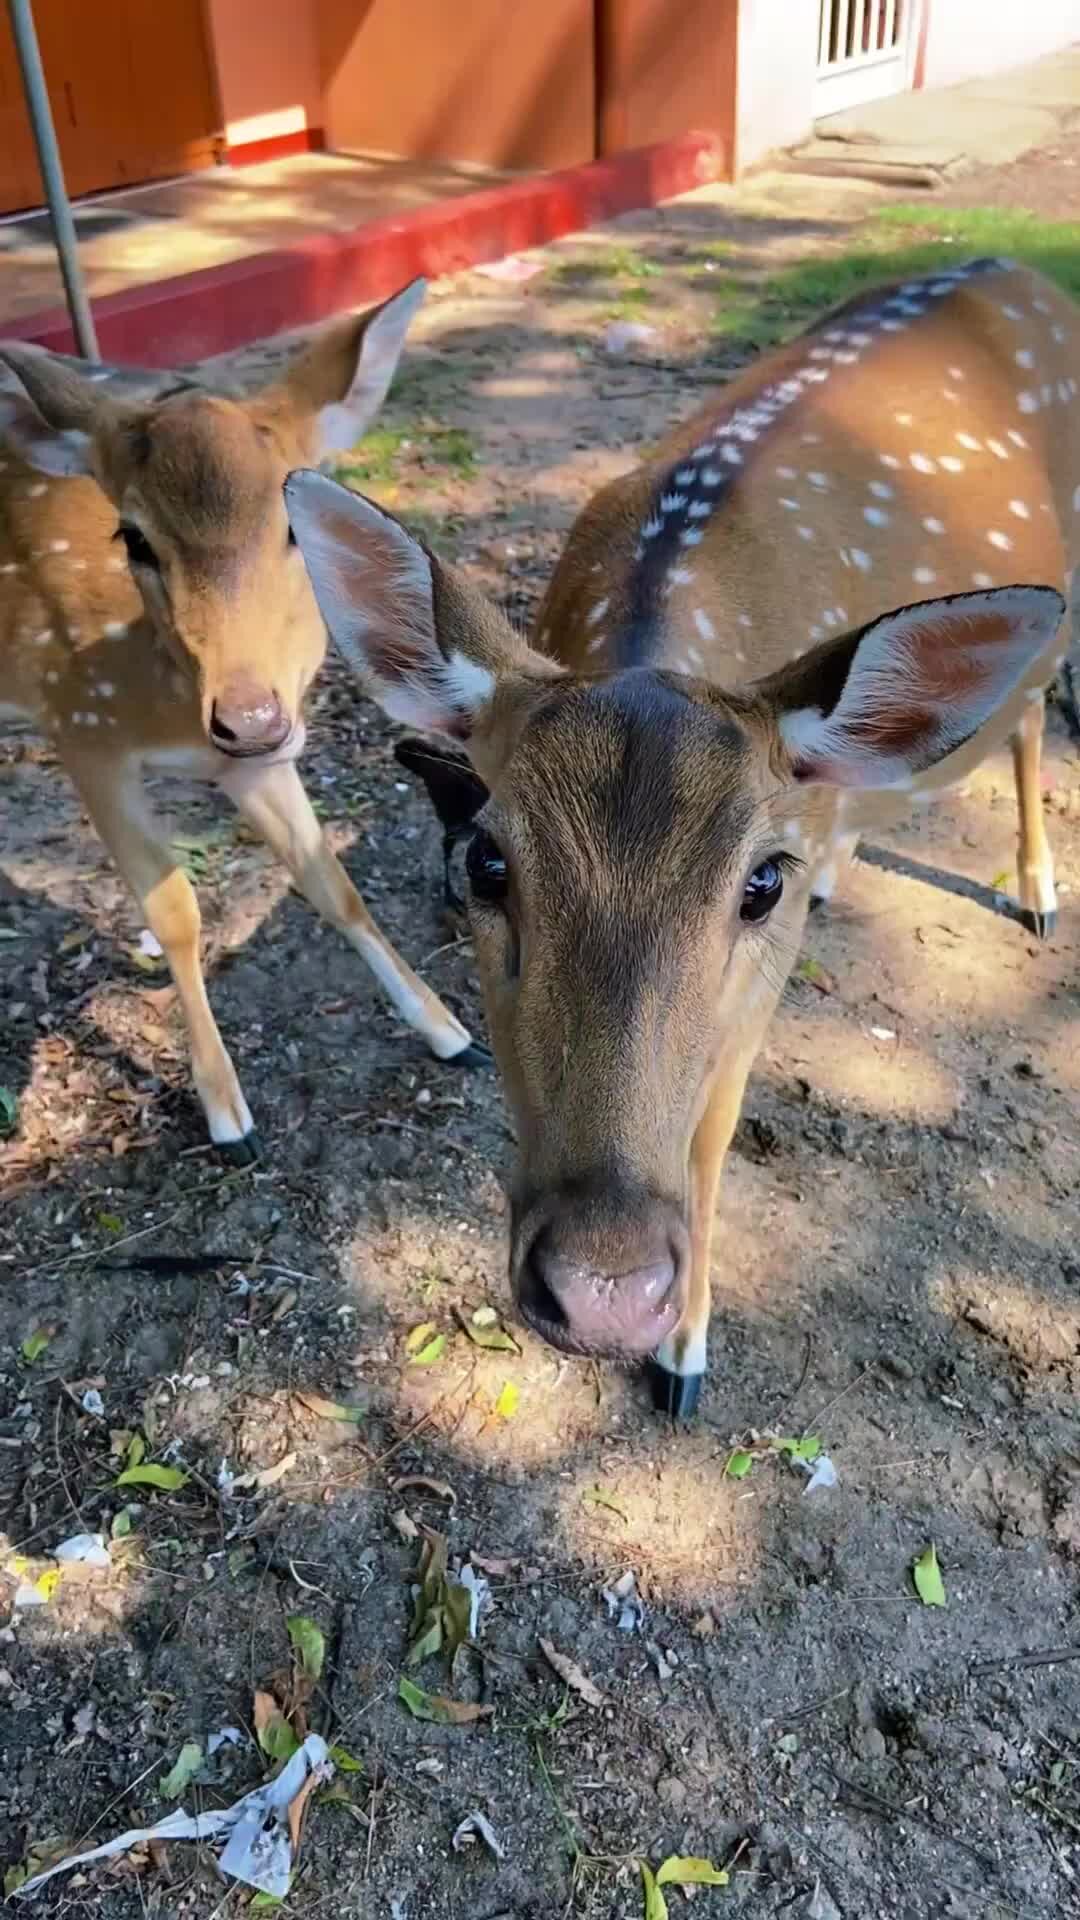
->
<box><xmin>2</xmin><ymin>149</ymin><xmax>1080</xmax><ymax>1920</ymax></box>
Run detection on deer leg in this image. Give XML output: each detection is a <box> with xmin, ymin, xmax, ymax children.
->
<box><xmin>809</xmin><ymin>830</ymin><xmax>859</xmax><ymax>912</ymax></box>
<box><xmin>648</xmin><ymin>1071</ymin><xmax>747</xmax><ymax>1420</ymax></box>
<box><xmin>219</xmin><ymin>758</ymin><xmax>486</xmax><ymax>1064</ymax></box>
<box><xmin>1010</xmin><ymin>693</ymin><xmax>1056</xmax><ymax>939</ymax></box>
<box><xmin>68</xmin><ymin>756</ymin><xmax>258</xmax><ymax>1160</ymax></box>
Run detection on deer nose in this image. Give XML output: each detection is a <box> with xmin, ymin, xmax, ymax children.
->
<box><xmin>209</xmin><ymin>678</ymin><xmax>290</xmax><ymax>756</ymax></box>
<box><xmin>520</xmin><ymin>1238</ymin><xmax>683</xmax><ymax>1358</ymax></box>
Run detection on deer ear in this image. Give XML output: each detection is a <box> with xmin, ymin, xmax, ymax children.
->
<box><xmin>274</xmin><ymin>279</ymin><xmax>426</xmax><ymax>456</ymax></box>
<box><xmin>284</xmin><ymin>467</ymin><xmax>559</xmax><ymax>738</ymax></box>
<box><xmin>765</xmin><ymin>585</ymin><xmax>1065</xmax><ymax>789</ymax></box>
<box><xmin>0</xmin><ymin>354</ymin><xmax>96</xmax><ymax>475</ymax></box>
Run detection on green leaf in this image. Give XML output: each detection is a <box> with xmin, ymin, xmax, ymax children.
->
<box><xmin>20</xmin><ymin>1327</ymin><xmax>52</xmax><ymax>1364</ymax></box>
<box><xmin>798</xmin><ymin>956</ymin><xmax>825</xmax><ymax>982</ymax></box>
<box><xmin>443</xmin><ymin>1579</ymin><xmax>473</xmax><ymax>1664</ymax></box>
<box><xmin>656</xmin><ymin>1855</ymin><xmax>730</xmax><ymax>1890</ymax></box>
<box><xmin>726</xmin><ymin>1450</ymin><xmax>753</xmax><ymax>1479</ymax></box>
<box><xmin>641</xmin><ymin>1861</ymin><xmax>667</xmax><ymax>1920</ymax></box>
<box><xmin>96</xmin><ymin>1212</ymin><xmax>124</xmax><ymax>1235</ymax></box>
<box><xmin>286</xmin><ymin>1614</ymin><xmax>326</xmax><ymax>1682</ymax></box>
<box><xmin>494</xmin><ymin>1381</ymin><xmax>519</xmax><ymax>1419</ymax></box>
<box><xmin>411</xmin><ymin>1334</ymin><xmax>447</xmax><ymax>1367</ymax></box>
<box><xmin>773</xmin><ymin>1434</ymin><xmax>821</xmax><ymax>1462</ymax></box>
<box><xmin>257</xmin><ymin>1710</ymin><xmax>301</xmax><ymax>1762</ymax></box>
<box><xmin>913</xmin><ymin>1541</ymin><xmax>947</xmax><ymax>1608</ymax></box>
<box><xmin>0</xmin><ymin>1087</ymin><xmax>18</xmax><ymax>1137</ymax></box>
<box><xmin>407</xmin><ymin>1612</ymin><xmax>444</xmax><ymax>1668</ymax></box>
<box><xmin>328</xmin><ymin>1744</ymin><xmax>364</xmax><ymax>1773</ymax></box>
<box><xmin>396</xmin><ymin>1676</ymin><xmax>492</xmax><ymax>1725</ymax></box>
<box><xmin>251</xmin><ymin>1894</ymin><xmax>284</xmax><ymax>1910</ymax></box>
<box><xmin>405</xmin><ymin>1321</ymin><xmax>438</xmax><ymax>1354</ymax></box>
<box><xmin>125</xmin><ymin>1432</ymin><xmax>146</xmax><ymax>1469</ymax></box>
<box><xmin>110</xmin><ymin>1507</ymin><xmax>133</xmax><ymax>1539</ymax></box>
<box><xmin>160</xmin><ymin>1740</ymin><xmax>203</xmax><ymax>1799</ymax></box>
<box><xmin>115</xmin><ymin>1463</ymin><xmax>189</xmax><ymax>1492</ymax></box>
<box><xmin>461</xmin><ymin>1307</ymin><xmax>520</xmax><ymax>1353</ymax></box>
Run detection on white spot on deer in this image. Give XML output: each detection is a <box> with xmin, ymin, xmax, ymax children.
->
<box><xmin>779</xmin><ymin>498</ymin><xmax>800</xmax><ymax>511</ymax></box>
<box><xmin>668</xmin><ymin>566</ymin><xmax>696</xmax><ymax>586</ymax></box>
<box><xmin>913</xmin><ymin>567</ymin><xmax>936</xmax><ymax>586</ymax></box>
<box><xmin>987</xmin><ymin>530</ymin><xmax>1013</xmax><ymax>551</ymax></box>
<box><xmin>775</xmin><ymin>465</ymin><xmax>797</xmax><ymax>479</ymax></box>
<box><xmin>972</xmin><ymin>571</ymin><xmax>994</xmax><ymax>588</ymax></box>
<box><xmin>1008</xmin><ymin>499</ymin><xmax>1030</xmax><ymax>520</ymax></box>
<box><xmin>28</xmin><ymin>482</ymin><xmax>47</xmax><ymax>498</ymax></box>
<box><xmin>692</xmin><ymin>608</ymin><xmax>715</xmax><ymax>642</ymax></box>
<box><xmin>687</xmin><ymin>644</ymin><xmax>704</xmax><ymax>667</ymax></box>
<box><xmin>939</xmin><ymin>455</ymin><xmax>964</xmax><ymax>473</ymax></box>
<box><xmin>1041</xmin><ymin>383</ymin><xmax>1053</xmax><ymax>404</ymax></box>
<box><xmin>1015</xmin><ymin>348</ymin><xmax>1035</xmax><ymax>368</ymax></box>
<box><xmin>864</xmin><ymin>506</ymin><xmax>889</xmax><ymax>527</ymax></box>
<box><xmin>0</xmin><ymin>562</ymin><xmax>17</xmax><ymax>574</ymax></box>
<box><xmin>956</xmin><ymin>432</ymin><xmax>981</xmax><ymax>450</ymax></box>
<box><xmin>44</xmin><ymin>669</ymin><xmax>59</xmax><ymax>683</ymax></box>
<box><xmin>947</xmin><ymin>366</ymin><xmax>966</xmax><ymax>381</ymax></box>
<box><xmin>834</xmin><ymin>351</ymin><xmax>859</xmax><ymax>365</ymax></box>
<box><xmin>103</xmin><ymin>621</ymin><xmax>128</xmax><ymax>638</ymax></box>
<box><xmin>1017</xmin><ymin>391</ymin><xmax>1039</xmax><ymax>413</ymax></box>
<box><xmin>660</xmin><ymin>493</ymin><xmax>687</xmax><ymax>514</ymax></box>
<box><xmin>807</xmin><ymin>472</ymin><xmax>829</xmax><ymax>489</ymax></box>
<box><xmin>1000</xmin><ymin>303</ymin><xmax>1024</xmax><ymax>321</ymax></box>
<box><xmin>675</xmin><ymin>468</ymin><xmax>695</xmax><ymax>485</ymax></box>
<box><xmin>909</xmin><ymin>452</ymin><xmax>936</xmax><ymax>474</ymax></box>
<box><xmin>850</xmin><ymin>548</ymin><xmax>872</xmax><ymax>572</ymax></box>
<box><xmin>879</xmin><ymin>454</ymin><xmax>901</xmax><ymax>470</ymax></box>
<box><xmin>894</xmin><ymin>411</ymin><xmax>913</xmax><ymax>426</ymax></box>
<box><xmin>808</xmin><ymin>347</ymin><xmax>832</xmax><ymax>361</ymax></box>
<box><xmin>106</xmin><ymin>556</ymin><xmax>125</xmax><ymax>572</ymax></box>
<box><xmin>1033</xmin><ymin>297</ymin><xmax>1051</xmax><ymax>313</ymax></box>
<box><xmin>942</xmin><ymin>387</ymin><xmax>959</xmax><ymax>402</ymax></box>
<box><xmin>687</xmin><ymin>500</ymin><xmax>712</xmax><ymax>519</ymax></box>
<box><xmin>1007</xmin><ymin>430</ymin><xmax>1028</xmax><ymax>448</ymax></box>
<box><xmin>642</xmin><ymin>515</ymin><xmax>664</xmax><ymax>540</ymax></box>
<box><xmin>700</xmin><ymin>467</ymin><xmax>723</xmax><ymax>487</ymax></box>
<box><xmin>1058</xmin><ymin>380</ymin><xmax>1072</xmax><ymax>404</ymax></box>
<box><xmin>96</xmin><ymin>680</ymin><xmax>116</xmax><ymax>698</ymax></box>
<box><xmin>33</xmin><ymin>628</ymin><xmax>52</xmax><ymax>646</ymax></box>
<box><xmin>880</xmin><ymin>319</ymin><xmax>906</xmax><ymax>332</ymax></box>
<box><xmin>587</xmin><ymin>598</ymin><xmax>610</xmax><ymax>627</ymax></box>
<box><xmin>809</xmin><ymin>625</ymin><xmax>824</xmax><ymax>641</ymax></box>
<box><xmin>680</xmin><ymin>529</ymin><xmax>703</xmax><ymax>547</ymax></box>
<box><xmin>586</xmin><ymin>633</ymin><xmax>606</xmax><ymax>655</ymax></box>
<box><xmin>868</xmin><ymin>480</ymin><xmax>894</xmax><ymax>499</ymax></box>
<box><xmin>987</xmin><ymin>438</ymin><xmax>1009</xmax><ymax>460</ymax></box>
<box><xmin>923</xmin><ymin>517</ymin><xmax>945</xmax><ymax>535</ymax></box>
<box><xmin>797</xmin><ymin>525</ymin><xmax>815</xmax><ymax>542</ymax></box>
<box><xmin>737</xmin><ymin>614</ymin><xmax>753</xmax><ymax>630</ymax></box>
<box><xmin>801</xmin><ymin>432</ymin><xmax>822</xmax><ymax>446</ymax></box>
<box><xmin>48</xmin><ymin>539</ymin><xmax>70</xmax><ymax>553</ymax></box>
<box><xmin>720</xmin><ymin>445</ymin><xmax>742</xmax><ymax>465</ymax></box>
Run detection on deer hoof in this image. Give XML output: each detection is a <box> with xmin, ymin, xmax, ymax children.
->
<box><xmin>647</xmin><ymin>1360</ymin><xmax>703</xmax><ymax>1421</ymax></box>
<box><xmin>1021</xmin><ymin>908</ymin><xmax>1056</xmax><ymax>940</ymax></box>
<box><xmin>218</xmin><ymin>1130</ymin><xmax>262</xmax><ymax>1167</ymax></box>
<box><xmin>447</xmin><ymin>1041</ymin><xmax>492</xmax><ymax>1070</ymax></box>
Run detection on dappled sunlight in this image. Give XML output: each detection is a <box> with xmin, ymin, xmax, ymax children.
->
<box><xmin>928</xmin><ymin>1266</ymin><xmax>1080</xmax><ymax>1380</ymax></box>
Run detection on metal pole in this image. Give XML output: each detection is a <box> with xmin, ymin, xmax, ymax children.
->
<box><xmin>7</xmin><ymin>0</ymin><xmax>99</xmax><ymax>359</ymax></box>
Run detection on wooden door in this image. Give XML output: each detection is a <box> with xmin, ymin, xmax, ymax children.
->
<box><xmin>0</xmin><ymin>1</ymin><xmax>219</xmax><ymax>217</ymax></box>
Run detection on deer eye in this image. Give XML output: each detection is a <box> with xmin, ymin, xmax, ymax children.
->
<box><xmin>741</xmin><ymin>856</ymin><xmax>784</xmax><ymax>923</ymax></box>
<box><xmin>466</xmin><ymin>829</ymin><xmax>508</xmax><ymax>906</ymax></box>
<box><xmin>115</xmin><ymin>522</ymin><xmax>159</xmax><ymax>571</ymax></box>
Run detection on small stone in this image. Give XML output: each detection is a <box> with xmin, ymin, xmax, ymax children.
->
<box><xmin>880</xmin><ymin>1351</ymin><xmax>915</xmax><ymax>1381</ymax></box>
<box><xmin>656</xmin><ymin>1774</ymin><xmax>688</xmax><ymax>1812</ymax></box>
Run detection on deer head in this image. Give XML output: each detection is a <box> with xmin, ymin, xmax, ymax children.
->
<box><xmin>0</xmin><ymin>281</ymin><xmax>424</xmax><ymax>758</ymax></box>
<box><xmin>286</xmin><ymin>467</ymin><xmax>1063</xmax><ymax>1360</ymax></box>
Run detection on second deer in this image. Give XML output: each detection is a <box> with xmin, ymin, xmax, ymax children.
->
<box><xmin>1</xmin><ymin>281</ymin><xmax>483</xmax><ymax>1162</ymax></box>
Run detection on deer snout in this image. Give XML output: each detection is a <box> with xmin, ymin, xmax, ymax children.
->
<box><xmin>209</xmin><ymin>676</ymin><xmax>290</xmax><ymax>756</ymax></box>
<box><xmin>517</xmin><ymin>1206</ymin><xmax>687</xmax><ymax>1358</ymax></box>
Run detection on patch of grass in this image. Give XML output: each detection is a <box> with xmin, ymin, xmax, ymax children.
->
<box><xmin>549</xmin><ymin>243</ymin><xmax>663</xmax><ymax>294</ymax></box>
<box><xmin>336</xmin><ymin>422</ymin><xmax>478</xmax><ymax>491</ymax></box>
<box><xmin>707</xmin><ymin>205</ymin><xmax>1080</xmax><ymax>353</ymax></box>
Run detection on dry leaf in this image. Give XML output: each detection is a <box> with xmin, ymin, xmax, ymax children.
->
<box><xmin>397</xmin><ymin>1676</ymin><xmax>493</xmax><ymax>1725</ymax></box>
<box><xmin>294</xmin><ymin>1391</ymin><xmax>364</xmax><ymax>1425</ymax></box>
<box><xmin>286</xmin><ymin>1769</ymin><xmax>321</xmax><ymax>1855</ymax></box>
<box><xmin>391</xmin><ymin>1509</ymin><xmax>419</xmax><ymax>1542</ymax></box>
<box><xmin>539</xmin><ymin>1637</ymin><xmax>606</xmax><ymax>1708</ymax></box>
<box><xmin>390</xmin><ymin>1475</ymin><xmax>456</xmax><ymax>1506</ymax></box>
<box><xmin>254</xmin><ymin>1452</ymin><xmax>296</xmax><ymax>1489</ymax></box>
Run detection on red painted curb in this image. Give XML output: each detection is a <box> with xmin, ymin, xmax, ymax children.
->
<box><xmin>2</xmin><ymin>131</ymin><xmax>726</xmax><ymax>367</ymax></box>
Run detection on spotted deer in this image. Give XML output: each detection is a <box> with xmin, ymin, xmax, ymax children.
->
<box><xmin>286</xmin><ymin>256</ymin><xmax>1074</xmax><ymax>1414</ymax></box>
<box><xmin>0</xmin><ymin>281</ymin><xmax>486</xmax><ymax>1161</ymax></box>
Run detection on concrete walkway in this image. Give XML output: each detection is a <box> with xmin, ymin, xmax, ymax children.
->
<box><xmin>791</xmin><ymin>43</ymin><xmax>1080</xmax><ymax>185</ymax></box>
